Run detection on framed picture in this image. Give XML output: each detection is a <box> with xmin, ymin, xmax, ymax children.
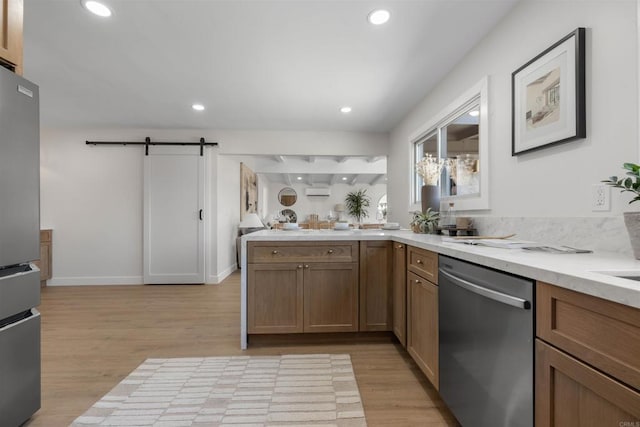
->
<box><xmin>512</xmin><ymin>27</ymin><xmax>586</xmax><ymax>155</ymax></box>
<box><xmin>240</xmin><ymin>162</ymin><xmax>257</xmax><ymax>220</ymax></box>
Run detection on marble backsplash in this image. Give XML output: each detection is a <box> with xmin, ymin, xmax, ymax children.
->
<box><xmin>469</xmin><ymin>216</ymin><xmax>631</xmax><ymax>257</ymax></box>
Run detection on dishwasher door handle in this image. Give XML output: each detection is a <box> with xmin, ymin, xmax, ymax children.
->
<box><xmin>439</xmin><ymin>269</ymin><xmax>531</xmax><ymax>309</ymax></box>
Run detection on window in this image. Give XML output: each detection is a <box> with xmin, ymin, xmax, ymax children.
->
<box><xmin>410</xmin><ymin>77</ymin><xmax>489</xmax><ymax>211</ymax></box>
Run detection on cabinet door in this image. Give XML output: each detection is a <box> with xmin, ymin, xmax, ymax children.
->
<box><xmin>535</xmin><ymin>340</ymin><xmax>640</xmax><ymax>426</ymax></box>
<box><xmin>392</xmin><ymin>243</ymin><xmax>407</xmax><ymax>346</ymax></box>
<box><xmin>359</xmin><ymin>241</ymin><xmax>392</xmax><ymax>331</ymax></box>
<box><xmin>247</xmin><ymin>263</ymin><xmax>303</xmax><ymax>334</ymax></box>
<box><xmin>303</xmin><ymin>262</ymin><xmax>358</xmax><ymax>333</ymax></box>
<box><xmin>0</xmin><ymin>0</ymin><xmax>23</xmax><ymax>74</ymax></box>
<box><xmin>407</xmin><ymin>271</ymin><xmax>438</xmax><ymax>389</ymax></box>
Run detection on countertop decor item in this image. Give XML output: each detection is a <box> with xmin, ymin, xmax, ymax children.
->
<box><xmin>417</xmin><ymin>154</ymin><xmax>445</xmax><ymax>213</ymax></box>
<box><xmin>410</xmin><ymin>208</ymin><xmax>440</xmax><ymax>234</ymax></box>
<box><xmin>344</xmin><ymin>189</ymin><xmax>371</xmax><ymax>226</ymax></box>
<box><xmin>512</xmin><ymin>27</ymin><xmax>586</xmax><ymax>155</ymax></box>
<box><xmin>603</xmin><ymin>162</ymin><xmax>640</xmax><ymax>259</ymax></box>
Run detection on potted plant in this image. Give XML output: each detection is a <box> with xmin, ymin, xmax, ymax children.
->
<box><xmin>409</xmin><ymin>208</ymin><xmax>440</xmax><ymax>234</ymax></box>
<box><xmin>344</xmin><ymin>189</ymin><xmax>371</xmax><ymax>227</ymax></box>
<box><xmin>603</xmin><ymin>162</ymin><xmax>640</xmax><ymax>259</ymax></box>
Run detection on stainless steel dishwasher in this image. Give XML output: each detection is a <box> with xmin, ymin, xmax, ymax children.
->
<box><xmin>438</xmin><ymin>255</ymin><xmax>534</xmax><ymax>427</ymax></box>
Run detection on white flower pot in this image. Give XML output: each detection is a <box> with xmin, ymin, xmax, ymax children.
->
<box><xmin>624</xmin><ymin>212</ymin><xmax>640</xmax><ymax>259</ymax></box>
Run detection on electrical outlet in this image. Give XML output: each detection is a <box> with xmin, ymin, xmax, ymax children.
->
<box><xmin>592</xmin><ymin>184</ymin><xmax>610</xmax><ymax>211</ymax></box>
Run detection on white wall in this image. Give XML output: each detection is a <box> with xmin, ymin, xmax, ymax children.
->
<box><xmin>388</xmin><ymin>0</ymin><xmax>638</xmax><ymax>224</ymax></box>
<box><xmin>265</xmin><ymin>182</ymin><xmax>388</xmax><ymax>225</ymax></box>
<box><xmin>41</xmin><ymin>128</ymin><xmax>388</xmax><ymax>285</ymax></box>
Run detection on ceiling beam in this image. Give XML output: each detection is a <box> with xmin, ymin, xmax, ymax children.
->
<box><xmin>329</xmin><ymin>174</ymin><xmax>340</xmax><ymax>185</ymax></box>
<box><xmin>337</xmin><ymin>157</ymin><xmax>348</xmax><ymax>163</ymax></box>
<box><xmin>349</xmin><ymin>175</ymin><xmax>359</xmax><ymax>186</ymax></box>
<box><xmin>307</xmin><ymin>156</ymin><xmax>316</xmax><ymax>163</ymax></box>
<box><xmin>274</xmin><ymin>155</ymin><xmax>285</xmax><ymax>163</ymax></box>
<box><xmin>367</xmin><ymin>156</ymin><xmax>384</xmax><ymax>163</ymax></box>
<box><xmin>283</xmin><ymin>173</ymin><xmax>292</xmax><ymax>186</ymax></box>
<box><xmin>370</xmin><ymin>174</ymin><xmax>386</xmax><ymax>185</ymax></box>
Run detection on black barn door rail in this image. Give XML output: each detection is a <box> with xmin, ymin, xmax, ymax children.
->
<box><xmin>86</xmin><ymin>137</ymin><xmax>218</xmax><ymax>156</ymax></box>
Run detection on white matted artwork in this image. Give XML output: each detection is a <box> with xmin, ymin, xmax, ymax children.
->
<box><xmin>512</xmin><ymin>27</ymin><xmax>586</xmax><ymax>155</ymax></box>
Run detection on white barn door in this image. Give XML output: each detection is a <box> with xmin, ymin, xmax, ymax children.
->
<box><xmin>144</xmin><ymin>146</ymin><xmax>205</xmax><ymax>284</ymax></box>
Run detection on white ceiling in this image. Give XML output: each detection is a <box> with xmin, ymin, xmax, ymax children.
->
<box><xmin>23</xmin><ymin>0</ymin><xmax>519</xmax><ymax>132</ymax></box>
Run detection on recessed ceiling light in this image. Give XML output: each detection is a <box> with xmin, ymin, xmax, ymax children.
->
<box><xmin>297</xmin><ymin>176</ymin><xmax>302</xmax><ymax>180</ymax></box>
<box><xmin>340</xmin><ymin>106</ymin><xmax>352</xmax><ymax>114</ymax></box>
<box><xmin>367</xmin><ymin>9</ymin><xmax>390</xmax><ymax>25</ymax></box>
<box><xmin>192</xmin><ymin>104</ymin><xmax>205</xmax><ymax>111</ymax></box>
<box><xmin>81</xmin><ymin>0</ymin><xmax>112</xmax><ymax>17</ymax></box>
<box><xmin>469</xmin><ymin>110</ymin><xmax>480</xmax><ymax>117</ymax></box>
<box><xmin>342</xmin><ymin>177</ymin><xmax>348</xmax><ymax>181</ymax></box>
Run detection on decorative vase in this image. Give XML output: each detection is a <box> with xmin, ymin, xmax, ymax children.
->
<box><xmin>624</xmin><ymin>212</ymin><xmax>640</xmax><ymax>259</ymax></box>
<box><xmin>421</xmin><ymin>185</ymin><xmax>440</xmax><ymax>214</ymax></box>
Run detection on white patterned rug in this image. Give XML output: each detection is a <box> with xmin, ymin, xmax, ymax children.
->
<box><xmin>72</xmin><ymin>354</ymin><xmax>367</xmax><ymax>426</ymax></box>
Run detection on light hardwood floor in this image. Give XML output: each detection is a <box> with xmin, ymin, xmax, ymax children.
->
<box><xmin>26</xmin><ymin>271</ymin><xmax>458</xmax><ymax>426</ymax></box>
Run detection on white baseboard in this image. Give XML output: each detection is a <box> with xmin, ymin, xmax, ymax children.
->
<box><xmin>207</xmin><ymin>264</ymin><xmax>237</xmax><ymax>284</ymax></box>
<box><xmin>47</xmin><ymin>276</ymin><xmax>144</xmax><ymax>286</ymax></box>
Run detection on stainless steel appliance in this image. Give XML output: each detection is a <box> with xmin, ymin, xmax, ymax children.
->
<box><xmin>439</xmin><ymin>255</ymin><xmax>534</xmax><ymax>427</ymax></box>
<box><xmin>0</xmin><ymin>65</ymin><xmax>41</xmax><ymax>426</ymax></box>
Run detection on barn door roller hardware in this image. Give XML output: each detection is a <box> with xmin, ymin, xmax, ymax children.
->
<box><xmin>86</xmin><ymin>137</ymin><xmax>218</xmax><ymax>156</ymax></box>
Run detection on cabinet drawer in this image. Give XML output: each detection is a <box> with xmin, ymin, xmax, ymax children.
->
<box><xmin>248</xmin><ymin>241</ymin><xmax>358</xmax><ymax>263</ymax></box>
<box><xmin>407</xmin><ymin>246</ymin><xmax>438</xmax><ymax>284</ymax></box>
<box><xmin>537</xmin><ymin>282</ymin><xmax>640</xmax><ymax>390</ymax></box>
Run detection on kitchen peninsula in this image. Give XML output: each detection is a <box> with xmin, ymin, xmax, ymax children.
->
<box><xmin>240</xmin><ymin>229</ymin><xmax>640</xmax><ymax>424</ymax></box>
<box><xmin>241</xmin><ymin>229</ymin><xmax>640</xmax><ymax>348</ymax></box>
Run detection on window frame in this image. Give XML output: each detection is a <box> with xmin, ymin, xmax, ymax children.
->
<box><xmin>409</xmin><ymin>76</ymin><xmax>490</xmax><ymax>212</ymax></box>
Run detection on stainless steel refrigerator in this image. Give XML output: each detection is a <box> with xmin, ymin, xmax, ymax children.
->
<box><xmin>0</xmin><ymin>66</ymin><xmax>41</xmax><ymax>426</ymax></box>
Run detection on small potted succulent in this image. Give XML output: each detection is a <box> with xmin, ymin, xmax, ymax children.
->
<box><xmin>410</xmin><ymin>208</ymin><xmax>440</xmax><ymax>234</ymax></box>
<box><xmin>603</xmin><ymin>162</ymin><xmax>640</xmax><ymax>258</ymax></box>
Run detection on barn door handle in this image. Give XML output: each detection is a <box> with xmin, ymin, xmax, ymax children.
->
<box><xmin>199</xmin><ymin>209</ymin><xmax>203</xmax><ymax>220</ymax></box>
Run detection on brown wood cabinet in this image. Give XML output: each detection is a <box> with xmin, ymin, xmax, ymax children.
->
<box><xmin>536</xmin><ymin>340</ymin><xmax>640</xmax><ymax>426</ymax></box>
<box><xmin>33</xmin><ymin>229</ymin><xmax>52</xmax><ymax>287</ymax></box>
<box><xmin>304</xmin><ymin>262</ymin><xmax>359</xmax><ymax>333</ymax></box>
<box><xmin>536</xmin><ymin>282</ymin><xmax>640</xmax><ymax>426</ymax></box>
<box><xmin>392</xmin><ymin>242</ymin><xmax>407</xmax><ymax>347</ymax></box>
<box><xmin>406</xmin><ymin>246</ymin><xmax>439</xmax><ymax>389</ymax></box>
<box><xmin>247</xmin><ymin>241</ymin><xmax>359</xmax><ymax>334</ymax></box>
<box><xmin>0</xmin><ymin>0</ymin><xmax>23</xmax><ymax>74</ymax></box>
<box><xmin>247</xmin><ymin>263</ymin><xmax>303</xmax><ymax>334</ymax></box>
<box><xmin>359</xmin><ymin>241</ymin><xmax>392</xmax><ymax>332</ymax></box>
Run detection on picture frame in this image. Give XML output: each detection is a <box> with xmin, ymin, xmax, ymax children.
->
<box><xmin>512</xmin><ymin>27</ymin><xmax>586</xmax><ymax>155</ymax></box>
<box><xmin>240</xmin><ymin>162</ymin><xmax>258</xmax><ymax>220</ymax></box>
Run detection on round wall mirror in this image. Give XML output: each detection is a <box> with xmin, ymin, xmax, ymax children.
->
<box><xmin>278</xmin><ymin>187</ymin><xmax>297</xmax><ymax>206</ymax></box>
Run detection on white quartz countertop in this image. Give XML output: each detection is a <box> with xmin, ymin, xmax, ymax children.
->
<box><xmin>242</xmin><ymin>229</ymin><xmax>640</xmax><ymax>309</ymax></box>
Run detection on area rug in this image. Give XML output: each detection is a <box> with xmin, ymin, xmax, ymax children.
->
<box><xmin>71</xmin><ymin>354</ymin><xmax>367</xmax><ymax>426</ymax></box>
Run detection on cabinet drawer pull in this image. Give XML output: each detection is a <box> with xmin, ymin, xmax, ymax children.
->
<box><xmin>396</xmin><ymin>245</ymin><xmax>404</xmax><ymax>249</ymax></box>
<box><xmin>415</xmin><ymin>279</ymin><xmax>421</xmax><ymax>284</ymax></box>
<box><xmin>328</xmin><ymin>249</ymin><xmax>334</xmax><ymax>254</ymax></box>
<box><xmin>304</xmin><ymin>265</ymin><xmax>309</xmax><ymax>269</ymax></box>
<box><xmin>272</xmin><ymin>250</ymin><xmax>279</xmax><ymax>255</ymax></box>
<box><xmin>416</xmin><ymin>259</ymin><xmax>423</xmax><ymax>264</ymax></box>
<box><xmin>297</xmin><ymin>265</ymin><xmax>303</xmax><ymax>269</ymax></box>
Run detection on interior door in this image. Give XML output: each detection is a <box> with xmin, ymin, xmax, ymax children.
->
<box><xmin>143</xmin><ymin>146</ymin><xmax>205</xmax><ymax>284</ymax></box>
